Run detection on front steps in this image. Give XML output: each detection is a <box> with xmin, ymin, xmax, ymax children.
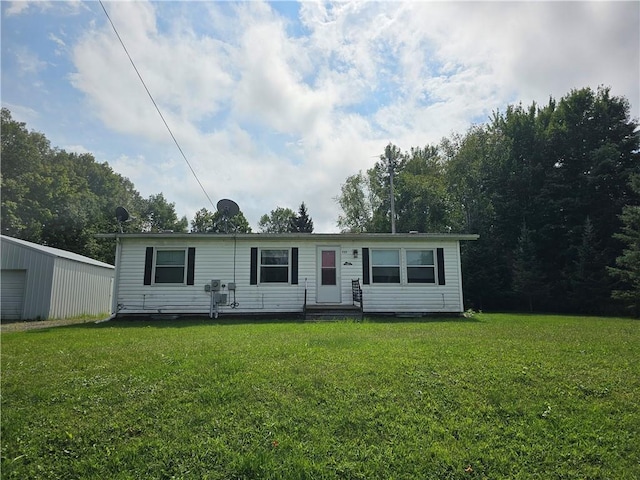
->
<box><xmin>304</xmin><ymin>304</ymin><xmax>363</xmax><ymax>321</ymax></box>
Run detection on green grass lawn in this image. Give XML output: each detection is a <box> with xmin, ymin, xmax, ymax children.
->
<box><xmin>2</xmin><ymin>314</ymin><xmax>639</xmax><ymax>479</ymax></box>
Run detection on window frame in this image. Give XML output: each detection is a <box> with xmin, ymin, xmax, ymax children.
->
<box><xmin>405</xmin><ymin>249</ymin><xmax>436</xmax><ymax>284</ymax></box>
<box><xmin>320</xmin><ymin>249</ymin><xmax>338</xmax><ymax>286</ymax></box>
<box><xmin>259</xmin><ymin>248</ymin><xmax>290</xmax><ymax>284</ymax></box>
<box><xmin>370</xmin><ymin>249</ymin><xmax>401</xmax><ymax>284</ymax></box>
<box><xmin>153</xmin><ymin>248</ymin><xmax>188</xmax><ymax>285</ymax></box>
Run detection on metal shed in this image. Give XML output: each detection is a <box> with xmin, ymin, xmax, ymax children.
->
<box><xmin>0</xmin><ymin>235</ymin><xmax>114</xmax><ymax>321</ymax></box>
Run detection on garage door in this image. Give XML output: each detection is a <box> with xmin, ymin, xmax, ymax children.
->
<box><xmin>1</xmin><ymin>270</ymin><xmax>26</xmax><ymax>320</ymax></box>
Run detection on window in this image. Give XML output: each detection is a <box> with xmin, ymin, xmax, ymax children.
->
<box><xmin>406</xmin><ymin>250</ymin><xmax>436</xmax><ymax>283</ymax></box>
<box><xmin>371</xmin><ymin>249</ymin><xmax>400</xmax><ymax>283</ymax></box>
<box><xmin>260</xmin><ymin>249</ymin><xmax>289</xmax><ymax>283</ymax></box>
<box><xmin>155</xmin><ymin>249</ymin><xmax>186</xmax><ymax>284</ymax></box>
<box><xmin>321</xmin><ymin>250</ymin><xmax>337</xmax><ymax>285</ymax></box>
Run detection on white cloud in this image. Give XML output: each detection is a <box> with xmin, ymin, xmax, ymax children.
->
<box><xmin>48</xmin><ymin>32</ymin><xmax>66</xmax><ymax>49</ymax></box>
<box><xmin>1</xmin><ymin>103</ymin><xmax>40</xmax><ymax>122</ymax></box>
<box><xmin>5</xmin><ymin>1</ymin><xmax>35</xmax><ymax>16</ymax></box>
<box><xmin>3</xmin><ymin>1</ymin><xmax>85</xmax><ymax>17</ymax></box>
<box><xmin>64</xmin><ymin>144</ymin><xmax>91</xmax><ymax>154</ymax></box>
<box><xmin>13</xmin><ymin>46</ymin><xmax>47</xmax><ymax>75</ymax></box>
<box><xmin>57</xmin><ymin>0</ymin><xmax>639</xmax><ymax>232</ymax></box>
<box><xmin>70</xmin><ymin>1</ymin><xmax>234</xmax><ymax>143</ymax></box>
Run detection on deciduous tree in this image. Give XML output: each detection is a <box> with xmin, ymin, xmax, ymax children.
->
<box><xmin>258</xmin><ymin>207</ymin><xmax>296</xmax><ymax>233</ymax></box>
<box><xmin>335</xmin><ymin>172</ymin><xmax>375</xmax><ymax>233</ymax></box>
<box><xmin>1</xmin><ymin>108</ymin><xmax>148</xmax><ymax>263</ymax></box>
<box><xmin>140</xmin><ymin>193</ymin><xmax>188</xmax><ymax>233</ymax></box>
<box><xmin>191</xmin><ymin>208</ymin><xmax>251</xmax><ymax>233</ymax></box>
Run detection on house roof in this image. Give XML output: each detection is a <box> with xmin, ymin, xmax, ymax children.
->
<box><xmin>96</xmin><ymin>232</ymin><xmax>479</xmax><ymax>242</ymax></box>
<box><xmin>1</xmin><ymin>235</ymin><xmax>114</xmax><ymax>269</ymax></box>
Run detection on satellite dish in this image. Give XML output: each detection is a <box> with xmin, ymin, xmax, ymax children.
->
<box><xmin>115</xmin><ymin>206</ymin><xmax>131</xmax><ymax>233</ymax></box>
<box><xmin>115</xmin><ymin>206</ymin><xmax>130</xmax><ymax>222</ymax></box>
<box><xmin>216</xmin><ymin>199</ymin><xmax>240</xmax><ymax>218</ymax></box>
<box><xmin>215</xmin><ymin>199</ymin><xmax>240</xmax><ymax>234</ymax></box>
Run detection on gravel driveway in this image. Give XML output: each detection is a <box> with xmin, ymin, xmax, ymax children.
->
<box><xmin>1</xmin><ymin>317</ymin><xmax>106</xmax><ymax>332</ymax></box>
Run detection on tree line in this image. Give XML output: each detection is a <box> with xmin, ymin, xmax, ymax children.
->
<box><xmin>3</xmin><ymin>84</ymin><xmax>639</xmax><ymax>314</ymax></box>
<box><xmin>1</xmin><ymin>109</ymin><xmax>174</xmax><ymax>262</ymax></box>
<box><xmin>335</xmin><ymin>86</ymin><xmax>640</xmax><ymax>314</ymax></box>
<box><xmin>187</xmin><ymin>203</ymin><xmax>314</xmax><ymax>234</ymax></box>
<box><xmin>1</xmin><ymin>108</ymin><xmax>314</xmax><ymax>265</ymax></box>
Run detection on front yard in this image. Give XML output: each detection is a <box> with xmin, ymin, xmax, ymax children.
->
<box><xmin>2</xmin><ymin>314</ymin><xmax>639</xmax><ymax>479</ymax></box>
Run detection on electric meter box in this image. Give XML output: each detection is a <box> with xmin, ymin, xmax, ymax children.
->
<box><xmin>213</xmin><ymin>293</ymin><xmax>228</xmax><ymax>305</ymax></box>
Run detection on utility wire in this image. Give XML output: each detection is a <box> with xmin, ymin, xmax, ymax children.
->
<box><xmin>98</xmin><ymin>0</ymin><xmax>216</xmax><ymax>210</ymax></box>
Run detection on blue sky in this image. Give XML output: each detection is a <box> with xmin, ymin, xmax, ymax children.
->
<box><xmin>2</xmin><ymin>1</ymin><xmax>639</xmax><ymax>233</ymax></box>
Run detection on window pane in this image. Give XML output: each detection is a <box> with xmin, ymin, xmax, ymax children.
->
<box><xmin>156</xmin><ymin>250</ymin><xmax>185</xmax><ymax>266</ymax></box>
<box><xmin>407</xmin><ymin>250</ymin><xmax>434</xmax><ymax>266</ymax></box>
<box><xmin>407</xmin><ymin>266</ymin><xmax>436</xmax><ymax>283</ymax></box>
<box><xmin>322</xmin><ymin>251</ymin><xmax>336</xmax><ymax>268</ymax></box>
<box><xmin>155</xmin><ymin>267</ymin><xmax>185</xmax><ymax>283</ymax></box>
<box><xmin>372</xmin><ymin>266</ymin><xmax>400</xmax><ymax>283</ymax></box>
<box><xmin>260</xmin><ymin>266</ymin><xmax>289</xmax><ymax>283</ymax></box>
<box><xmin>321</xmin><ymin>268</ymin><xmax>337</xmax><ymax>285</ymax></box>
<box><xmin>371</xmin><ymin>250</ymin><xmax>399</xmax><ymax>266</ymax></box>
<box><xmin>261</xmin><ymin>250</ymin><xmax>289</xmax><ymax>265</ymax></box>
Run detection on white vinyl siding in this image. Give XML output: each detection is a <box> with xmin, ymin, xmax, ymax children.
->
<box><xmin>117</xmin><ymin>240</ymin><xmax>303</xmax><ymax>314</ymax></box>
<box><xmin>362</xmin><ymin>243</ymin><xmax>463</xmax><ymax>313</ymax></box>
<box><xmin>112</xmin><ymin>236</ymin><xmax>467</xmax><ymax>316</ymax></box>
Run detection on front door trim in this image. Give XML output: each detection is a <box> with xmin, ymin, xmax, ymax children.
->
<box><xmin>316</xmin><ymin>246</ymin><xmax>341</xmax><ymax>304</ymax></box>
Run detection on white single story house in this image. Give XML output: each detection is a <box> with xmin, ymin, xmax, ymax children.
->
<box><xmin>0</xmin><ymin>235</ymin><xmax>115</xmax><ymax>321</ymax></box>
<box><xmin>98</xmin><ymin>232</ymin><xmax>478</xmax><ymax>318</ymax></box>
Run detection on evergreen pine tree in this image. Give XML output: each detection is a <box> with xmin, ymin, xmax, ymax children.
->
<box><xmin>512</xmin><ymin>223</ymin><xmax>547</xmax><ymax>312</ymax></box>
<box><xmin>290</xmin><ymin>202</ymin><xmax>314</xmax><ymax>233</ymax></box>
<box><xmin>608</xmin><ymin>175</ymin><xmax>640</xmax><ymax>316</ymax></box>
<box><xmin>570</xmin><ymin>217</ymin><xmax>607</xmax><ymax>313</ymax></box>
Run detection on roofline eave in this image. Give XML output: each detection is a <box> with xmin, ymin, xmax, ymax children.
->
<box><xmin>95</xmin><ymin>232</ymin><xmax>479</xmax><ymax>241</ymax></box>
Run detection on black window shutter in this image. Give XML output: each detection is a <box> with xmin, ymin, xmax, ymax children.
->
<box><xmin>362</xmin><ymin>247</ymin><xmax>370</xmax><ymax>285</ymax></box>
<box><xmin>187</xmin><ymin>247</ymin><xmax>196</xmax><ymax>285</ymax></box>
<box><xmin>250</xmin><ymin>247</ymin><xmax>258</xmax><ymax>285</ymax></box>
<box><xmin>437</xmin><ymin>248</ymin><xmax>445</xmax><ymax>285</ymax></box>
<box><xmin>291</xmin><ymin>247</ymin><xmax>299</xmax><ymax>285</ymax></box>
<box><xmin>144</xmin><ymin>247</ymin><xmax>154</xmax><ymax>285</ymax></box>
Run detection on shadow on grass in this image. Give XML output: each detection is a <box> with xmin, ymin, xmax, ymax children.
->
<box><xmin>44</xmin><ymin>313</ymin><xmax>481</xmax><ymax>331</ymax></box>
<box><xmin>365</xmin><ymin>314</ymin><xmax>481</xmax><ymax>324</ymax></box>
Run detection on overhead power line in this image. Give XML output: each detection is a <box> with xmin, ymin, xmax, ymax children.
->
<box><xmin>98</xmin><ymin>0</ymin><xmax>216</xmax><ymax>211</ymax></box>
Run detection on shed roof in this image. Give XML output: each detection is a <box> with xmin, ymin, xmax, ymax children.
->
<box><xmin>1</xmin><ymin>235</ymin><xmax>114</xmax><ymax>269</ymax></box>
